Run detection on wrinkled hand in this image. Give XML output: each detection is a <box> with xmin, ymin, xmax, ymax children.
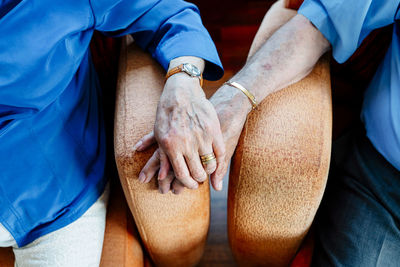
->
<box><xmin>135</xmin><ymin>82</ymin><xmax>252</xmax><ymax>194</ymax></box>
<box><xmin>208</xmin><ymin>83</ymin><xmax>252</xmax><ymax>180</ymax></box>
<box><xmin>134</xmin><ymin>72</ymin><xmax>226</xmax><ymax>192</ymax></box>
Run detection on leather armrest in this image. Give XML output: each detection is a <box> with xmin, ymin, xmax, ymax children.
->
<box><xmin>228</xmin><ymin>1</ymin><xmax>332</xmax><ymax>265</ymax></box>
<box><xmin>114</xmin><ymin>37</ymin><xmax>210</xmax><ymax>267</ymax></box>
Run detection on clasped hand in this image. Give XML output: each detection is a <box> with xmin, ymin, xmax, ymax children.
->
<box><xmin>134</xmin><ymin>72</ymin><xmax>227</xmax><ymax>193</ymax></box>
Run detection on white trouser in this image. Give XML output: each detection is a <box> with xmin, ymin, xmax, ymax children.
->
<box><xmin>0</xmin><ymin>184</ymin><xmax>109</xmax><ymax>267</ymax></box>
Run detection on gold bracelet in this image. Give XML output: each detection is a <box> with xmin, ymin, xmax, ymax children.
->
<box><xmin>224</xmin><ymin>81</ymin><xmax>257</xmax><ymax>110</ymax></box>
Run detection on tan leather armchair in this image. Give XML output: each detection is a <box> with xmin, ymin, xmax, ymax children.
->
<box><xmin>114</xmin><ymin>1</ymin><xmax>331</xmax><ymax>266</ymax></box>
<box><xmin>114</xmin><ymin>38</ymin><xmax>210</xmax><ymax>267</ymax></box>
<box><xmin>227</xmin><ymin>1</ymin><xmax>331</xmax><ymax>265</ymax></box>
<box><xmin>0</xmin><ymin>0</ymin><xmax>390</xmax><ymax>266</ymax></box>
<box><xmin>0</xmin><ymin>2</ymin><xmax>326</xmax><ymax>266</ymax></box>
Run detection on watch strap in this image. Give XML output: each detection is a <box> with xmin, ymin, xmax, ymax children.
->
<box><xmin>165</xmin><ymin>64</ymin><xmax>203</xmax><ymax>87</ymax></box>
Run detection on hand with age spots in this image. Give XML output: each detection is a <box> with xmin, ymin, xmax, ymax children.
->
<box><xmin>134</xmin><ymin>81</ymin><xmax>251</xmax><ymax>194</ymax></box>
<box><xmin>134</xmin><ymin>56</ymin><xmax>226</xmax><ymax>194</ymax></box>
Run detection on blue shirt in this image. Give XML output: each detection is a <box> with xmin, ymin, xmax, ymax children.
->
<box><xmin>0</xmin><ymin>0</ymin><xmax>223</xmax><ymax>247</ymax></box>
<box><xmin>299</xmin><ymin>0</ymin><xmax>400</xmax><ymax>171</ymax></box>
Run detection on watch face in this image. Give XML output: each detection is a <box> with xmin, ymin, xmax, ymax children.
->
<box><xmin>183</xmin><ymin>63</ymin><xmax>201</xmax><ymax>77</ymax></box>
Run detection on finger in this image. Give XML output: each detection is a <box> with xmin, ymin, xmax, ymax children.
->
<box><xmin>172</xmin><ymin>179</ymin><xmax>185</xmax><ymax>195</ymax></box>
<box><xmin>210</xmin><ymin>134</ymin><xmax>227</xmax><ymax>191</ymax></box>
<box><xmin>158</xmin><ymin>149</ymin><xmax>171</xmax><ymax>181</ymax></box>
<box><xmin>185</xmin><ymin>153</ymin><xmax>207</xmax><ymax>183</ymax></box>
<box><xmin>198</xmin><ymin>146</ymin><xmax>217</xmax><ymax>176</ymax></box>
<box><xmin>169</xmin><ymin>154</ymin><xmax>199</xmax><ymax>189</ymax></box>
<box><xmin>138</xmin><ymin>149</ymin><xmax>160</xmax><ymax>183</ymax></box>
<box><xmin>158</xmin><ymin>171</ymin><xmax>174</xmax><ymax>194</ymax></box>
<box><xmin>210</xmin><ymin>162</ymin><xmax>228</xmax><ymax>191</ymax></box>
<box><xmin>133</xmin><ymin>131</ymin><xmax>156</xmax><ymax>151</ymax></box>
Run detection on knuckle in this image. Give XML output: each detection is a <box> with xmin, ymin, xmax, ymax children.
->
<box><xmin>194</xmin><ymin>171</ymin><xmax>207</xmax><ymax>182</ymax></box>
<box><xmin>159</xmin><ymin>136</ymin><xmax>173</xmax><ymax>149</ymax></box>
<box><xmin>177</xmin><ymin>175</ymin><xmax>188</xmax><ymax>183</ymax></box>
<box><xmin>170</xmin><ymin>155</ymin><xmax>180</xmax><ymax>164</ymax></box>
<box><xmin>173</xmin><ymin>167</ymin><xmax>188</xmax><ymax>180</ymax></box>
<box><xmin>220</xmin><ymin>160</ymin><xmax>227</xmax><ymax>170</ymax></box>
<box><xmin>202</xmin><ymin>121</ymin><xmax>213</xmax><ymax>133</ymax></box>
<box><xmin>192</xmin><ymin>170</ymin><xmax>203</xmax><ymax>179</ymax></box>
<box><xmin>188</xmin><ymin>184</ymin><xmax>198</xmax><ymax>190</ymax></box>
<box><xmin>184</xmin><ymin>135</ymin><xmax>195</xmax><ymax>147</ymax></box>
<box><xmin>174</xmin><ymin>171</ymin><xmax>185</xmax><ymax>180</ymax></box>
<box><xmin>217</xmin><ymin>164</ymin><xmax>228</xmax><ymax>177</ymax></box>
<box><xmin>217</xmin><ymin>153</ymin><xmax>226</xmax><ymax>162</ymax></box>
<box><xmin>205</xmin><ymin>164</ymin><xmax>217</xmax><ymax>174</ymax></box>
<box><xmin>182</xmin><ymin>178</ymin><xmax>197</xmax><ymax>189</ymax></box>
<box><xmin>200</xmin><ymin>175</ymin><xmax>208</xmax><ymax>182</ymax></box>
<box><xmin>218</xmin><ymin>146</ymin><xmax>226</xmax><ymax>155</ymax></box>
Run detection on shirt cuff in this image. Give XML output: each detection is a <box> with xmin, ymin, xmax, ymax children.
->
<box><xmin>153</xmin><ymin>31</ymin><xmax>224</xmax><ymax>81</ymax></box>
<box><xmin>299</xmin><ymin>0</ymin><xmax>347</xmax><ymax>63</ymax></box>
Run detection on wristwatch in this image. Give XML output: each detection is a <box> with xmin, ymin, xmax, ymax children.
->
<box><xmin>165</xmin><ymin>63</ymin><xmax>203</xmax><ymax>87</ymax></box>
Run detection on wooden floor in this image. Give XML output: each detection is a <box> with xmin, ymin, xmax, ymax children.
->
<box><xmin>198</xmin><ymin>171</ymin><xmax>235</xmax><ymax>266</ymax></box>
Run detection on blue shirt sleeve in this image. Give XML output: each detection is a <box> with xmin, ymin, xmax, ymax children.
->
<box><xmin>89</xmin><ymin>0</ymin><xmax>223</xmax><ymax>80</ymax></box>
<box><xmin>298</xmin><ymin>0</ymin><xmax>400</xmax><ymax>63</ymax></box>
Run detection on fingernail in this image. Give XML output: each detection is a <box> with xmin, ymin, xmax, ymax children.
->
<box><xmin>159</xmin><ymin>188</ymin><xmax>165</xmax><ymax>194</ymax></box>
<box><xmin>192</xmin><ymin>182</ymin><xmax>199</xmax><ymax>189</ymax></box>
<box><xmin>172</xmin><ymin>189</ymin><xmax>176</xmax><ymax>194</ymax></box>
<box><xmin>133</xmin><ymin>140</ymin><xmax>142</xmax><ymax>151</ymax></box>
<box><xmin>217</xmin><ymin>181</ymin><xmax>223</xmax><ymax>191</ymax></box>
<box><xmin>138</xmin><ymin>172</ymin><xmax>145</xmax><ymax>183</ymax></box>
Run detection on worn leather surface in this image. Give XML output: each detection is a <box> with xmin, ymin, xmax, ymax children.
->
<box><xmin>228</xmin><ymin>1</ymin><xmax>332</xmax><ymax>266</ymax></box>
<box><xmin>114</xmin><ymin>37</ymin><xmax>210</xmax><ymax>267</ymax></box>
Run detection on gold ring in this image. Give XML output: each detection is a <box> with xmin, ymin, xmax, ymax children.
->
<box><xmin>200</xmin><ymin>153</ymin><xmax>216</xmax><ymax>164</ymax></box>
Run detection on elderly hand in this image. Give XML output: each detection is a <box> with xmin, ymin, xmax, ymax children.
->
<box><xmin>134</xmin><ymin>56</ymin><xmax>226</xmax><ymax>192</ymax></box>
<box><xmin>208</xmin><ymin>82</ymin><xmax>253</xmax><ymax>184</ymax></box>
<box><xmin>134</xmin><ymin>80</ymin><xmax>252</xmax><ymax>194</ymax></box>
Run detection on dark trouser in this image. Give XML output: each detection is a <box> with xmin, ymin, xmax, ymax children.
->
<box><xmin>312</xmin><ymin>126</ymin><xmax>400</xmax><ymax>267</ymax></box>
